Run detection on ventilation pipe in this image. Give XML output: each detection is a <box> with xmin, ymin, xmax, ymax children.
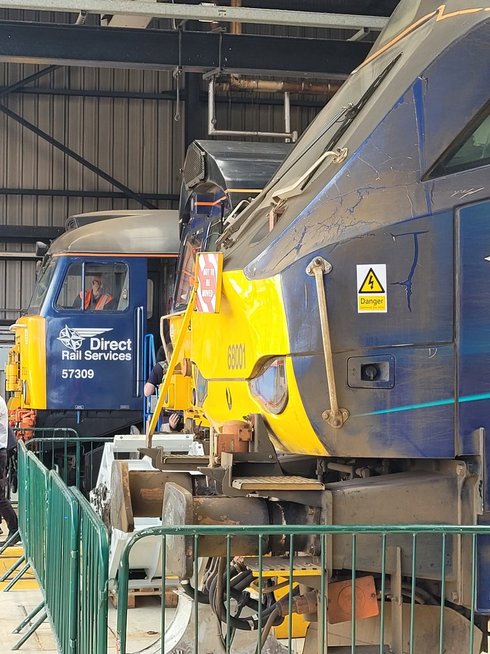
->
<box><xmin>216</xmin><ymin>75</ymin><xmax>341</xmax><ymax>97</ymax></box>
<box><xmin>208</xmin><ymin>76</ymin><xmax>298</xmax><ymax>142</ymax></box>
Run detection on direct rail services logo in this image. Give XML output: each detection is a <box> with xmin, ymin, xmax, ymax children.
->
<box><xmin>57</xmin><ymin>325</ymin><xmax>132</xmax><ymax>361</ymax></box>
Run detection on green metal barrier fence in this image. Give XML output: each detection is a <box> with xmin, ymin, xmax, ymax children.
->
<box><xmin>13</xmin><ymin>442</ymin><xmax>110</xmax><ymax>654</ymax></box>
<box><xmin>71</xmin><ymin>488</ymin><xmax>109</xmax><ymax>654</ymax></box>
<box><xmin>8</xmin><ymin>443</ymin><xmax>51</xmax><ymax>650</ymax></box>
<box><xmin>17</xmin><ymin>442</ymin><xmax>28</xmax><ymax>551</ymax></box>
<box><xmin>17</xmin><ymin>427</ymin><xmax>80</xmax><ymax>439</ymax></box>
<box><xmin>24</xmin><ymin>434</ymin><xmax>112</xmax><ymax>489</ymax></box>
<box><xmin>115</xmin><ymin>524</ymin><xmax>487</xmax><ymax>654</ymax></box>
<box><xmin>25</xmin><ymin>449</ymin><xmax>49</xmax><ymax>588</ymax></box>
<box><xmin>46</xmin><ymin>471</ymin><xmax>80</xmax><ymax>654</ymax></box>
<box><xmin>12</xmin><ymin>439</ymin><xmax>490</xmax><ymax>654</ymax></box>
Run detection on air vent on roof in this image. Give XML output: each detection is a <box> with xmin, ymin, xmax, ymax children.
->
<box><xmin>183</xmin><ymin>142</ymin><xmax>206</xmax><ymax>189</ymax></box>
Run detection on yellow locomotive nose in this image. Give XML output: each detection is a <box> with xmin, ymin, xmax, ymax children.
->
<box><xmin>6</xmin><ymin>316</ymin><xmax>47</xmax><ymax>411</ymax></box>
<box><xmin>154</xmin><ymin>262</ymin><xmax>329</xmax><ymax>457</ymax></box>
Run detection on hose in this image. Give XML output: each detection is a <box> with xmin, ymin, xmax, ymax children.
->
<box><xmin>259</xmin><ymin>607</ymin><xmax>282</xmax><ymax>651</ymax></box>
<box><xmin>184</xmin><ymin>557</ymin><xmax>285</xmax><ymax>637</ymax></box>
<box><xmin>180</xmin><ymin>579</ymin><xmax>210</xmax><ymax>604</ymax></box>
<box><xmin>400</xmin><ymin>582</ymin><xmax>439</xmax><ymax>606</ymax></box>
<box><xmin>181</xmin><ymin>565</ymin><xmax>255</xmax><ymax>608</ymax></box>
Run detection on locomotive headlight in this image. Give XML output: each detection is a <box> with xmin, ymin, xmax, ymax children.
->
<box><xmin>249</xmin><ymin>357</ymin><xmax>288</xmax><ymax>415</ymax></box>
<box><xmin>193</xmin><ymin>365</ymin><xmax>208</xmax><ymax>407</ymax></box>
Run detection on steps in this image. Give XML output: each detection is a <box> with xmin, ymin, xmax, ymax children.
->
<box><xmin>232</xmin><ymin>475</ymin><xmax>324</xmax><ymax>491</ymax></box>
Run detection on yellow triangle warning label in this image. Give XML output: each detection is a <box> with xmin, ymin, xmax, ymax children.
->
<box><xmin>359</xmin><ymin>268</ymin><xmax>385</xmax><ymax>294</ymax></box>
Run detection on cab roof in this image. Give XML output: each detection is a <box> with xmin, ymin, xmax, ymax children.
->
<box><xmin>49</xmin><ymin>210</ymin><xmax>180</xmax><ymax>256</ymax></box>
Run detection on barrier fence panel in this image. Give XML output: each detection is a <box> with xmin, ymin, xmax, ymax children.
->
<box><xmin>24</xmin><ymin>435</ymin><xmax>112</xmax><ymax>489</ymax></box>
<box><xmin>25</xmin><ymin>450</ymin><xmax>49</xmax><ymax>588</ymax></box>
<box><xmin>71</xmin><ymin>488</ymin><xmax>109</xmax><ymax>654</ymax></box>
<box><xmin>15</xmin><ymin>441</ymin><xmax>110</xmax><ymax>654</ymax></box>
<box><xmin>9</xmin><ymin>444</ymin><xmax>51</xmax><ymax>651</ymax></box>
<box><xmin>17</xmin><ymin>442</ymin><xmax>29</xmax><ymax>553</ymax></box>
<box><xmin>46</xmin><ymin>471</ymin><xmax>80</xmax><ymax>654</ymax></box>
<box><xmin>16</xmin><ymin>427</ymin><xmax>80</xmax><ymax>439</ymax></box>
<box><xmin>116</xmin><ymin>524</ymin><xmax>487</xmax><ymax>654</ymax></box>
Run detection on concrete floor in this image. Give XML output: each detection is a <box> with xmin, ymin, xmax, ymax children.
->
<box><xmin>0</xmin><ymin>540</ymin><xmax>486</xmax><ymax>653</ymax></box>
<box><xmin>0</xmin><ymin>546</ymin><xmax>168</xmax><ymax>653</ymax></box>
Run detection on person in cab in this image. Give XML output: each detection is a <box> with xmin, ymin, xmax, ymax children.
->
<box><xmin>73</xmin><ymin>274</ymin><xmax>114</xmax><ymax>310</ymax></box>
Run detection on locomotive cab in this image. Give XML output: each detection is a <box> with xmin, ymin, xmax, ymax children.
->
<box><xmin>7</xmin><ymin>210</ymin><xmax>179</xmax><ymax>437</ymax></box>
<box><xmin>173</xmin><ymin>140</ymin><xmax>291</xmax><ymax>311</ymax></box>
<box><xmin>154</xmin><ymin>141</ymin><xmax>290</xmax><ymax>425</ymax></box>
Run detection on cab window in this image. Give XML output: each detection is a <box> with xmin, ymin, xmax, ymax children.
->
<box><xmin>56</xmin><ymin>262</ymin><xmax>129</xmax><ymax>311</ymax></box>
<box><xmin>147</xmin><ymin>279</ymin><xmax>154</xmax><ymax>319</ymax></box>
<box><xmin>28</xmin><ymin>258</ymin><xmax>57</xmax><ymax>313</ymax></box>
<box><xmin>428</xmin><ymin>104</ymin><xmax>490</xmax><ymax>178</ymax></box>
<box><xmin>173</xmin><ymin>232</ymin><xmax>204</xmax><ymax>310</ymax></box>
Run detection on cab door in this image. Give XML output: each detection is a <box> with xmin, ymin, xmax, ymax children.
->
<box><xmin>45</xmin><ymin>257</ymin><xmax>147</xmax><ymax>411</ymax></box>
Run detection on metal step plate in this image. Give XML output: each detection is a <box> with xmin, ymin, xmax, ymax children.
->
<box><xmin>232</xmin><ymin>475</ymin><xmax>324</xmax><ymax>491</ymax></box>
<box><xmin>244</xmin><ymin>555</ymin><xmax>322</xmax><ymax>576</ymax></box>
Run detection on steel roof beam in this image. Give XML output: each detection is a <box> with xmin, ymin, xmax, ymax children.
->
<box><xmin>0</xmin><ymin>0</ymin><xmax>388</xmax><ymax>31</ymax></box>
<box><xmin>0</xmin><ymin>188</ymin><xmax>179</xmax><ymax>201</ymax></box>
<box><xmin>0</xmin><ymin>21</ymin><xmax>371</xmax><ymax>78</ymax></box>
<box><xmin>0</xmin><ymin>226</ymin><xmax>64</xmax><ymax>242</ymax></box>
<box><xmin>0</xmin><ymin>101</ymin><xmax>157</xmax><ymax>210</ymax></box>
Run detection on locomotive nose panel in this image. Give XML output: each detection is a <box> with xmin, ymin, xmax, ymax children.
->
<box><xmin>280</xmin><ymin>211</ymin><xmax>456</xmax><ymax>458</ymax></box>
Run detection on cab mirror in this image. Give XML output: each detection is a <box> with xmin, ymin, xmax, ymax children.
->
<box><xmin>35</xmin><ymin>241</ymin><xmax>49</xmax><ymax>258</ymax></box>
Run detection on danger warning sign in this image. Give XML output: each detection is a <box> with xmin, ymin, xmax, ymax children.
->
<box><xmin>196</xmin><ymin>252</ymin><xmax>223</xmax><ymax>313</ymax></box>
<box><xmin>356</xmin><ymin>264</ymin><xmax>387</xmax><ymax>313</ymax></box>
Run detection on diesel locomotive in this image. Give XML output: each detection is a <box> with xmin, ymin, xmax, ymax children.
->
<box><xmin>148</xmin><ymin>0</ymin><xmax>490</xmax><ymax>649</ymax></box>
<box><xmin>5</xmin><ymin>142</ymin><xmax>289</xmax><ymax>440</ymax></box>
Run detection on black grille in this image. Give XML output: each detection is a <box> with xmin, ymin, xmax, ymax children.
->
<box><xmin>183</xmin><ymin>142</ymin><xmax>206</xmax><ymax>189</ymax></box>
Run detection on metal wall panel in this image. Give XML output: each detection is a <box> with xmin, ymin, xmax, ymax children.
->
<box><xmin>0</xmin><ymin>9</ymin><xmax>332</xmax><ymax>321</ymax></box>
<box><xmin>0</xmin><ymin>62</ymin><xmax>184</xmax><ymax>320</ymax></box>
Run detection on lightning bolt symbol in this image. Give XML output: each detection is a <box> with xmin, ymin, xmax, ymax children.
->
<box><xmin>369</xmin><ymin>275</ymin><xmax>374</xmax><ymax>290</ymax></box>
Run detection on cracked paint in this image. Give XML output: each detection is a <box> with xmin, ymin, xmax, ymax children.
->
<box><xmin>358</xmin><ymin>156</ymin><xmax>381</xmax><ymax>181</ymax></box>
<box><xmin>390</xmin><ymin>230</ymin><xmax>428</xmax><ymax>311</ymax></box>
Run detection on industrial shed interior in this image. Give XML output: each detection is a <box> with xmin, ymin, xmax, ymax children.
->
<box><xmin>0</xmin><ymin>1</ymin><xmax>489</xmax><ymax>654</ymax></box>
<box><xmin>0</xmin><ymin>1</ymin><xmax>394</xmax><ymax>326</ymax></box>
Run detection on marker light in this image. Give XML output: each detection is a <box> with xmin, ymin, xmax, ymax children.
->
<box><xmin>249</xmin><ymin>357</ymin><xmax>288</xmax><ymax>415</ymax></box>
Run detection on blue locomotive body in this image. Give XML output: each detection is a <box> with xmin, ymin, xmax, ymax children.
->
<box><xmin>215</xmin><ymin>0</ymin><xmax>490</xmax><ymax>614</ymax></box>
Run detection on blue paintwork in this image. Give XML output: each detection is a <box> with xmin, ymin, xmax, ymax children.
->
<box><xmin>457</xmin><ymin>202</ymin><xmax>490</xmax><ymax>486</ymax></box>
<box><xmin>215</xmin><ymin>8</ymin><xmax>490</xmax><ymax>611</ymax></box>
<box><xmin>281</xmin><ymin>210</ymin><xmax>456</xmax><ymax>459</ymax></box>
<box><xmin>42</xmin><ymin>256</ymin><xmax>147</xmax><ymax>411</ymax></box>
<box><xmin>273</xmin><ymin>24</ymin><xmax>490</xmax><ymax>464</ymax></box>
